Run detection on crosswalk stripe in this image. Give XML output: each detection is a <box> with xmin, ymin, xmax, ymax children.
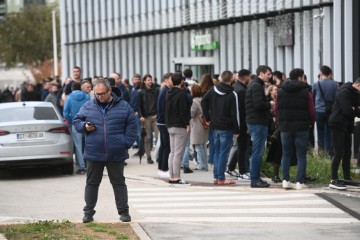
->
<box><xmin>130</xmin><ymin>193</ymin><xmax>314</xmax><ymax>202</ymax></box>
<box><xmin>141</xmin><ymin>217</ymin><xmax>359</xmax><ymax>224</ymax></box>
<box><xmin>137</xmin><ymin>208</ymin><xmax>344</xmax><ymax>214</ymax></box>
<box><xmin>129</xmin><ymin>191</ymin><xmax>240</xmax><ymax>197</ymax></box>
<box><xmin>133</xmin><ymin>199</ymin><xmax>329</xmax><ymax>208</ymax></box>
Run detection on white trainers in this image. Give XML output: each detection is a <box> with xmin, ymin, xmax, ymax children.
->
<box><xmin>238</xmin><ymin>173</ymin><xmax>251</xmax><ymax>181</ymax></box>
<box><xmin>158</xmin><ymin>171</ymin><xmax>170</xmax><ymax>178</ymax></box>
<box><xmin>225</xmin><ymin>170</ymin><xmax>239</xmax><ymax>179</ymax></box>
<box><xmin>296</xmin><ymin>182</ymin><xmax>308</xmax><ymax>190</ymax></box>
<box><xmin>282</xmin><ymin>180</ymin><xmax>294</xmax><ymax>189</ymax></box>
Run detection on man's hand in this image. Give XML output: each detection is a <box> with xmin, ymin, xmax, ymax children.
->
<box><xmin>85</xmin><ymin>122</ymin><xmax>96</xmax><ymax>132</ymax></box>
<box><xmin>186</xmin><ymin>125</ymin><xmax>190</xmax><ymax>134</ymax></box>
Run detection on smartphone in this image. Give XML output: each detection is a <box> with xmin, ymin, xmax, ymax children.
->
<box><xmin>86</xmin><ymin>122</ymin><xmax>96</xmax><ymax>129</ymax></box>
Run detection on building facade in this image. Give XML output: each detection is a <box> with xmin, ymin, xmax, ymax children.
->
<box><xmin>60</xmin><ymin>0</ymin><xmax>359</xmax><ymax>83</ymax></box>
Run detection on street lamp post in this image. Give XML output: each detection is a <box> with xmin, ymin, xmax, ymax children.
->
<box><xmin>52</xmin><ymin>10</ymin><xmax>58</xmax><ymax>76</ymax></box>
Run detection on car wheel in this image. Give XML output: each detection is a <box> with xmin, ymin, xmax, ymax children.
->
<box><xmin>61</xmin><ymin>162</ymin><xmax>74</xmax><ymax>175</ymax></box>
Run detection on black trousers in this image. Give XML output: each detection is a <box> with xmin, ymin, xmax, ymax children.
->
<box><xmin>157</xmin><ymin>124</ymin><xmax>170</xmax><ymax>171</ymax></box>
<box><xmin>84</xmin><ymin>161</ymin><xmax>128</xmax><ymax>216</ymax></box>
<box><xmin>228</xmin><ymin>131</ymin><xmax>250</xmax><ymax>175</ymax></box>
<box><xmin>330</xmin><ymin>127</ymin><xmax>351</xmax><ymax>180</ymax></box>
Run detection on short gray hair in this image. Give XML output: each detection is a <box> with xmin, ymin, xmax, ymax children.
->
<box><xmin>93</xmin><ymin>78</ymin><xmax>111</xmax><ymax>90</ymax></box>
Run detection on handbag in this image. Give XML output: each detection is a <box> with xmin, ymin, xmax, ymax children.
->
<box><xmin>318</xmin><ymin>81</ymin><xmax>334</xmax><ymax>115</ymax></box>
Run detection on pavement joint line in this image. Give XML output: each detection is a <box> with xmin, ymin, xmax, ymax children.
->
<box><xmin>130</xmin><ymin>222</ymin><xmax>151</xmax><ymax>240</ymax></box>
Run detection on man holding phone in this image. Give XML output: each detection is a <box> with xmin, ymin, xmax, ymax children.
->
<box><xmin>73</xmin><ymin>78</ymin><xmax>137</xmax><ymax>223</ymax></box>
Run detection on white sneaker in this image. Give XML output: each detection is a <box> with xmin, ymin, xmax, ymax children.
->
<box><xmin>161</xmin><ymin>171</ymin><xmax>170</xmax><ymax>178</ymax></box>
<box><xmin>296</xmin><ymin>182</ymin><xmax>308</xmax><ymax>190</ymax></box>
<box><xmin>225</xmin><ymin>170</ymin><xmax>239</xmax><ymax>179</ymax></box>
<box><xmin>282</xmin><ymin>180</ymin><xmax>294</xmax><ymax>189</ymax></box>
<box><xmin>238</xmin><ymin>173</ymin><xmax>251</xmax><ymax>181</ymax></box>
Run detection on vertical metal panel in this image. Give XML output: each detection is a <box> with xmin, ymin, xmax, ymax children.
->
<box><xmin>175</xmin><ymin>0</ymin><xmax>182</xmax><ymax>26</ymax></box>
<box><xmin>213</xmin><ymin>27</ymin><xmax>221</xmax><ymax>74</ymax></box>
<box><xmin>211</xmin><ymin>0</ymin><xmax>219</xmax><ymax>21</ymax></box>
<box><xmin>333</xmin><ymin>0</ymin><xmax>342</xmax><ymax>82</ymax></box>
<box><xmin>101</xmin><ymin>41</ymin><xmax>107</xmax><ymax>74</ymax></box>
<box><xmin>168</xmin><ymin>33</ymin><xmax>175</xmax><ymax>72</ymax></box>
<box><xmin>242</xmin><ymin>21</ymin><xmax>250</xmax><ymax>70</ymax></box>
<box><xmin>197</xmin><ymin>0</ymin><xmax>204</xmax><ymax>22</ymax></box>
<box><xmin>120</xmin><ymin>39</ymin><xmax>128</xmax><ymax>77</ymax></box>
<box><xmin>73</xmin><ymin>0</ymin><xmax>80</xmax><ymax>42</ymax></box>
<box><xmin>114</xmin><ymin>39</ymin><xmax>121</xmax><ymax>74</ymax></box>
<box><xmin>204</xmin><ymin>0</ymin><xmax>211</xmax><ymax>21</ymax></box>
<box><xmin>161</xmin><ymin>34</ymin><xmax>170</xmax><ymax>74</ymax></box>
<box><xmin>107</xmin><ymin>0</ymin><xmax>114</xmax><ymax>36</ymax></box>
<box><xmin>234</xmin><ymin>0</ymin><xmax>242</xmax><ymax>16</ymax></box>
<box><xmin>161</xmin><ymin>0</ymin><xmax>168</xmax><ymax>29</ymax></box>
<box><xmin>67</xmin><ymin>1</ymin><xmax>74</xmax><ymax>42</ymax></box>
<box><xmin>267</xmin><ymin>0</ymin><xmax>275</xmax><ymax>11</ymax></box>
<box><xmin>154</xmin><ymin>0</ymin><xmax>160</xmax><ymax>29</ymax></box>
<box><xmin>87</xmin><ymin>0</ymin><xmax>94</xmax><ymax>38</ymax></box>
<box><xmin>94</xmin><ymin>42</ymin><xmax>101</xmax><ymax>75</ymax></box>
<box><xmin>219</xmin><ymin>25</ymin><xmax>227</xmax><ymax>71</ymax></box>
<box><xmin>276</xmin><ymin>47</ymin><xmax>284</xmax><ymax>72</ymax></box>
<box><xmin>168</xmin><ymin>0</ymin><xmax>175</xmax><ymax>28</ymax></box>
<box><xmin>94</xmin><ymin>0</ymin><xmax>100</xmax><ymax>37</ymax></box>
<box><xmin>133</xmin><ymin>0</ymin><xmax>140</xmax><ymax>32</ymax></box>
<box><xmin>302</xmin><ymin>11</ymin><xmax>313</xmax><ymax>82</ymax></box>
<box><xmin>266</xmin><ymin>27</ymin><xmax>274</xmax><ymax>70</ymax></box>
<box><xmin>312</xmin><ymin>8</ymin><xmax>321</xmax><ymax>81</ymax></box>
<box><xmin>322</xmin><ymin>7</ymin><xmax>332</xmax><ymax>68</ymax></box>
<box><xmin>243</xmin><ymin>0</ymin><xmax>250</xmax><ymax>15</ymax></box>
<box><xmin>258</xmin><ymin>20</ymin><xmax>266</xmax><ymax>65</ymax></box>
<box><xmin>60</xmin><ymin>0</ymin><xmax>69</xmax><ymax>79</ymax></box>
<box><xmin>134</xmin><ymin>37</ymin><xmax>141</xmax><ymax>75</ymax></box>
<box><xmin>127</xmin><ymin>38</ymin><xmax>134</xmax><ymax>78</ymax></box>
<box><xmin>258</xmin><ymin>0</ymin><xmax>267</xmax><ymax>13</ymax></box>
<box><xmin>251</xmin><ymin>21</ymin><xmax>259</xmax><ymax>72</ymax></box>
<box><xmin>88</xmin><ymin>42</ymin><xmax>95</xmax><ymax>77</ymax></box>
<box><xmin>108</xmin><ymin>40</ymin><xmax>114</xmax><ymax>74</ymax></box>
<box><xmin>285</xmin><ymin>46</ymin><xmax>293</xmax><ymax>77</ymax></box>
<box><xmin>302</xmin><ymin>0</ymin><xmax>312</xmax><ymax>7</ymax></box>
<box><xmin>293</xmin><ymin>13</ymin><xmax>303</xmax><ymax>69</ymax></box>
<box><xmin>250</xmin><ymin>0</ymin><xmax>258</xmax><ymax>14</ymax></box>
<box><xmin>227</xmin><ymin>0</ymin><xmax>234</xmax><ymax>18</ymax></box>
<box><xmin>81</xmin><ymin>44</ymin><xmax>88</xmax><ymax>77</ymax></box>
<box><xmin>155</xmin><ymin>34</ymin><xmax>162</xmax><ymax>79</ymax></box>
<box><xmin>113</xmin><ymin>0</ymin><xmax>120</xmax><ymax>35</ymax></box>
<box><xmin>126</xmin><ymin>0</ymin><xmax>133</xmax><ymax>33</ymax></box>
<box><xmin>141</xmin><ymin>36</ymin><xmax>149</xmax><ymax>75</ymax></box>
<box><xmin>227</xmin><ymin>24</ymin><xmax>235</xmax><ymax>71</ymax></box>
<box><xmin>148</xmin><ymin>0</ymin><xmax>154</xmax><ymax>30</ymax></box>
<box><xmin>100</xmin><ymin>0</ymin><xmax>107</xmax><ymax>36</ymax></box>
<box><xmin>120</xmin><ymin>1</ymin><xmax>127</xmax><ymax>34</ymax></box>
<box><xmin>275</xmin><ymin>0</ymin><xmax>284</xmax><ymax>11</ymax></box>
<box><xmin>183</xmin><ymin>31</ymin><xmax>190</xmax><ymax>57</ymax></box>
<box><xmin>234</xmin><ymin>22</ymin><xmax>242</xmax><ymax>69</ymax></box>
<box><xmin>148</xmin><ymin>35</ymin><xmax>155</xmax><ymax>74</ymax></box>
<box><xmin>293</xmin><ymin>0</ymin><xmax>302</xmax><ymax>8</ymax></box>
<box><xmin>190</xmin><ymin>0</ymin><xmax>196</xmax><ymax>24</ymax></box>
<box><xmin>344</xmin><ymin>0</ymin><xmax>353</xmax><ymax>83</ymax></box>
<box><xmin>80</xmin><ymin>0</ymin><xmax>87</xmax><ymax>41</ymax></box>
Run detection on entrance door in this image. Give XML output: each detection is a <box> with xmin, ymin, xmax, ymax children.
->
<box><xmin>183</xmin><ymin>65</ymin><xmax>214</xmax><ymax>83</ymax></box>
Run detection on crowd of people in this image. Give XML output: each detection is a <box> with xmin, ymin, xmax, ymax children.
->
<box><xmin>1</xmin><ymin>65</ymin><xmax>360</xmax><ymax>193</ymax></box>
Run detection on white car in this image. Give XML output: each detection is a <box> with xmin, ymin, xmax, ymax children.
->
<box><xmin>0</xmin><ymin>101</ymin><xmax>74</xmax><ymax>174</ymax></box>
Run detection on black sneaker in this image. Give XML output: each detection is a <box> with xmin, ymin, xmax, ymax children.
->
<box><xmin>251</xmin><ymin>181</ymin><xmax>270</xmax><ymax>188</ymax></box>
<box><xmin>272</xmin><ymin>175</ymin><xmax>282</xmax><ymax>183</ymax></box>
<box><xmin>120</xmin><ymin>212</ymin><xmax>131</xmax><ymax>222</ymax></box>
<box><xmin>329</xmin><ymin>180</ymin><xmax>347</xmax><ymax>190</ymax></box>
<box><xmin>147</xmin><ymin>157</ymin><xmax>154</xmax><ymax>164</ymax></box>
<box><xmin>82</xmin><ymin>214</ymin><xmax>94</xmax><ymax>223</ymax></box>
<box><xmin>183</xmin><ymin>167</ymin><xmax>193</xmax><ymax>174</ymax></box>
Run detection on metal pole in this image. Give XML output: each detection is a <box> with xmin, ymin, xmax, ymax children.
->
<box><xmin>52</xmin><ymin>10</ymin><xmax>58</xmax><ymax>76</ymax></box>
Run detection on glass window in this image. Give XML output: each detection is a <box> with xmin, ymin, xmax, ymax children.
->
<box><xmin>0</xmin><ymin>107</ymin><xmax>59</xmax><ymax>123</ymax></box>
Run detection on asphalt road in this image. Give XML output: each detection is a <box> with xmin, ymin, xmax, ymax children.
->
<box><xmin>0</xmin><ymin>150</ymin><xmax>359</xmax><ymax>240</ymax></box>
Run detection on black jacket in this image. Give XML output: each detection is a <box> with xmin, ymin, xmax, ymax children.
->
<box><xmin>277</xmin><ymin>80</ymin><xmax>312</xmax><ymax>132</ymax></box>
<box><xmin>329</xmin><ymin>82</ymin><xmax>360</xmax><ymax>132</ymax></box>
<box><xmin>165</xmin><ymin>87</ymin><xmax>191</xmax><ymax>128</ymax></box>
<box><xmin>232</xmin><ymin>80</ymin><xmax>247</xmax><ymax>132</ymax></box>
<box><xmin>201</xmin><ymin>82</ymin><xmax>240</xmax><ymax>134</ymax></box>
<box><xmin>137</xmin><ymin>86</ymin><xmax>159</xmax><ymax>118</ymax></box>
<box><xmin>245</xmin><ymin>77</ymin><xmax>271</xmax><ymax>125</ymax></box>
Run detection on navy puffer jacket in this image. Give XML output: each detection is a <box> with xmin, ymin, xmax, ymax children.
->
<box><xmin>73</xmin><ymin>94</ymin><xmax>137</xmax><ymax>162</ymax></box>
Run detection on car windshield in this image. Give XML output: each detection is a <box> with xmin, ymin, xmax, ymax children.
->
<box><xmin>0</xmin><ymin>106</ymin><xmax>59</xmax><ymax>122</ymax></box>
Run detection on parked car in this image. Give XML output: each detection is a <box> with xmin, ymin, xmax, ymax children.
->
<box><xmin>0</xmin><ymin>101</ymin><xmax>74</xmax><ymax>174</ymax></box>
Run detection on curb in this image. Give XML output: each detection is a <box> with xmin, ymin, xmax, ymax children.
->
<box><xmin>0</xmin><ymin>234</ymin><xmax>7</xmax><ymax>240</ymax></box>
<box><xmin>130</xmin><ymin>223</ymin><xmax>151</xmax><ymax>240</ymax></box>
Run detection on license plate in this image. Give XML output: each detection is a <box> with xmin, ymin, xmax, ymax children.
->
<box><xmin>16</xmin><ymin>132</ymin><xmax>45</xmax><ymax>141</ymax></box>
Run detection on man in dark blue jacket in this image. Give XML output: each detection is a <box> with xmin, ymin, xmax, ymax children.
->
<box><xmin>73</xmin><ymin>78</ymin><xmax>137</xmax><ymax>223</ymax></box>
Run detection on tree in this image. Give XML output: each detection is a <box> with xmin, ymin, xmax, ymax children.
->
<box><xmin>0</xmin><ymin>4</ymin><xmax>60</xmax><ymax>81</ymax></box>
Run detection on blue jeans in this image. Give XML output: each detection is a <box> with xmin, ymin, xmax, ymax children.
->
<box><xmin>213</xmin><ymin>129</ymin><xmax>233</xmax><ymax>180</ymax></box>
<box><xmin>71</xmin><ymin>125</ymin><xmax>86</xmax><ymax>169</ymax></box>
<box><xmin>315</xmin><ymin>112</ymin><xmax>332</xmax><ymax>154</ymax></box>
<box><xmin>208</xmin><ymin>129</ymin><xmax>215</xmax><ymax>164</ymax></box>
<box><xmin>281</xmin><ymin>131</ymin><xmax>309</xmax><ymax>183</ymax></box>
<box><xmin>194</xmin><ymin>143</ymin><xmax>207</xmax><ymax>170</ymax></box>
<box><xmin>157</xmin><ymin>124</ymin><xmax>170</xmax><ymax>171</ymax></box>
<box><xmin>247</xmin><ymin>124</ymin><xmax>268</xmax><ymax>183</ymax></box>
<box><xmin>182</xmin><ymin>137</ymin><xmax>190</xmax><ymax>168</ymax></box>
